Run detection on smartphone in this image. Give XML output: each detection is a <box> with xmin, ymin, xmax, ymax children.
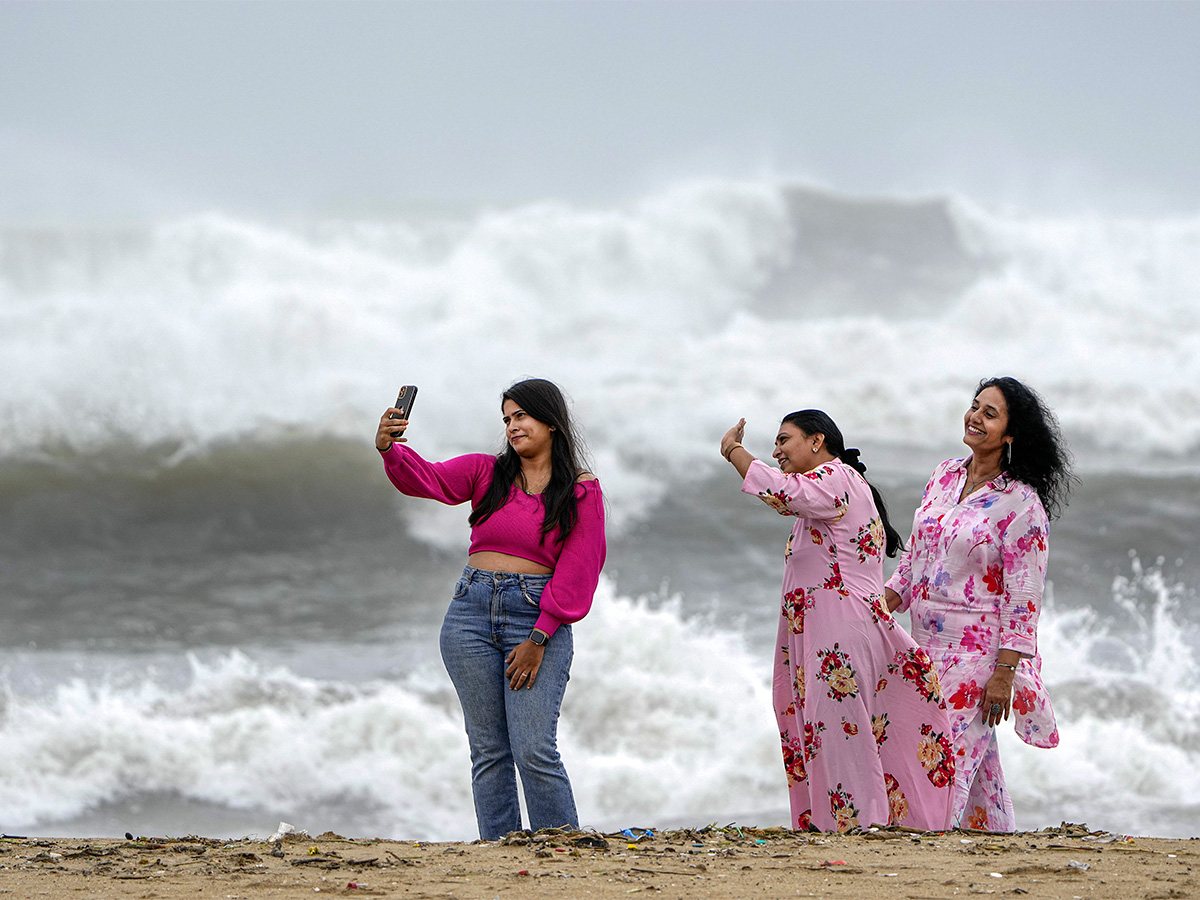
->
<box><xmin>389</xmin><ymin>385</ymin><xmax>418</xmax><ymax>438</ymax></box>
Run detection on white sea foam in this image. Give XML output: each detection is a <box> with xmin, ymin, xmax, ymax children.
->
<box><xmin>2</xmin><ymin>181</ymin><xmax>1198</xmax><ymax>479</ymax></box>
<box><xmin>0</xmin><ymin>578</ymin><xmax>778</xmax><ymax>839</ymax></box>
<box><xmin>0</xmin><ymin>649</ymin><xmax>475</xmax><ymax>838</ymax></box>
<box><xmin>1</xmin><ymin>564</ymin><xmax>1197</xmax><ymax>839</ymax></box>
<box><xmin>1001</xmin><ymin>556</ymin><xmax>1200</xmax><ymax>837</ymax></box>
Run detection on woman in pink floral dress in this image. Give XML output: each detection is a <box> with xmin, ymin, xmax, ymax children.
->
<box><xmin>722</xmin><ymin>410</ymin><xmax>955</xmax><ymax>833</ymax></box>
<box><xmin>885</xmin><ymin>377</ymin><xmax>1073</xmax><ymax>832</ymax></box>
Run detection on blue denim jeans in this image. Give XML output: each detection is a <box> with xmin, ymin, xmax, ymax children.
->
<box><xmin>439</xmin><ymin>565</ymin><xmax>578</xmax><ymax>840</ymax></box>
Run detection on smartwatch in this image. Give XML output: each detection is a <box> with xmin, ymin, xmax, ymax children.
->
<box><xmin>529</xmin><ymin>628</ymin><xmax>550</xmax><ymax>647</ymax></box>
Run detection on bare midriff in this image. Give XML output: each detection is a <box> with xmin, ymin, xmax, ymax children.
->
<box><xmin>468</xmin><ymin>551</ymin><xmax>553</xmax><ymax>576</ymax></box>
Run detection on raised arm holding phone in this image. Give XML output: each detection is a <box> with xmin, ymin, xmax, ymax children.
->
<box><xmin>376</xmin><ymin>378</ymin><xmax>606</xmax><ymax>840</ymax></box>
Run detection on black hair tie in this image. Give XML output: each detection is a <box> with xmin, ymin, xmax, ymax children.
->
<box><xmin>842</xmin><ymin>448</ymin><xmax>867</xmax><ymax>474</ymax></box>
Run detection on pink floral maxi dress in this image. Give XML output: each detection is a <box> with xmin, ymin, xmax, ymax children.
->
<box><xmin>742</xmin><ymin>459</ymin><xmax>955</xmax><ymax>833</ymax></box>
<box><xmin>886</xmin><ymin>458</ymin><xmax>1059</xmax><ymax>832</ymax></box>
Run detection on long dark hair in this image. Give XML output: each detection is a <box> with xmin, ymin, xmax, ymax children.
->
<box><xmin>781</xmin><ymin>409</ymin><xmax>904</xmax><ymax>558</ymax></box>
<box><xmin>468</xmin><ymin>378</ymin><xmax>590</xmax><ymax>543</ymax></box>
<box><xmin>976</xmin><ymin>376</ymin><xmax>1074</xmax><ymax>520</ymax></box>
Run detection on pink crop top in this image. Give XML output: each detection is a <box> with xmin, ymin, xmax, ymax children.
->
<box><xmin>380</xmin><ymin>443</ymin><xmax>606</xmax><ymax>637</ymax></box>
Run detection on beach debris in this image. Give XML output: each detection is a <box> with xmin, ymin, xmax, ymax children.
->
<box><xmin>1081</xmin><ymin>832</ymin><xmax>1127</xmax><ymax>844</ymax></box>
<box><xmin>1067</xmin><ymin>860</ymin><xmax>1091</xmax><ymax>871</ymax></box>
<box><xmin>1044</xmin><ymin>822</ymin><xmax>1094</xmax><ymax>837</ymax></box>
<box><xmin>267</xmin><ymin>821</ymin><xmax>311</xmax><ymax>844</ymax></box>
<box><xmin>863</xmin><ymin>830</ymin><xmax>902</xmax><ymax>841</ymax></box>
<box><xmin>384</xmin><ymin>850</ymin><xmax>421</xmax><ymax>866</ymax></box>
<box><xmin>620</xmin><ymin>828</ymin><xmax>655</xmax><ymax>842</ymax></box>
<box><xmin>804</xmin><ymin>861</ymin><xmax>864</xmax><ymax>874</ymax></box>
<box><xmin>630</xmin><ymin>866</ymin><xmax>701</xmax><ymax>876</ymax></box>
<box><xmin>63</xmin><ymin>846</ymin><xmax>121</xmax><ymax>859</ymax></box>
<box><xmin>571</xmin><ymin>833</ymin><xmax>609</xmax><ymax>850</ymax></box>
<box><xmin>291</xmin><ymin>859</ymin><xmax>336</xmax><ymax>869</ymax></box>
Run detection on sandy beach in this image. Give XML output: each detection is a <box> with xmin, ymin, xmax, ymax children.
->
<box><xmin>1</xmin><ymin>823</ymin><xmax>1194</xmax><ymax>899</ymax></box>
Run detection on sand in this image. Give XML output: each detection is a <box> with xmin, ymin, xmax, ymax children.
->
<box><xmin>1</xmin><ymin>823</ymin><xmax>1195</xmax><ymax>899</ymax></box>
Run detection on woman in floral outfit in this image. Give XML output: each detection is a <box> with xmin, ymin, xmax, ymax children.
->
<box><xmin>722</xmin><ymin>410</ymin><xmax>955</xmax><ymax>833</ymax></box>
<box><xmin>886</xmin><ymin>377</ymin><xmax>1073</xmax><ymax>832</ymax></box>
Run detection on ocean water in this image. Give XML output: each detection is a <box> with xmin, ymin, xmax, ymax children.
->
<box><xmin>1</xmin><ymin>181</ymin><xmax>1198</xmax><ymax>840</ymax></box>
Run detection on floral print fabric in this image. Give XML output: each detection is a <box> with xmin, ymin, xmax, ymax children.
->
<box><xmin>743</xmin><ymin>459</ymin><xmax>955</xmax><ymax>833</ymax></box>
<box><xmin>886</xmin><ymin>457</ymin><xmax>1059</xmax><ymax>831</ymax></box>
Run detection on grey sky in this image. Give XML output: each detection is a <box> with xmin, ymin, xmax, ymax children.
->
<box><xmin>2</xmin><ymin>1</ymin><xmax>1198</xmax><ymax>221</ymax></box>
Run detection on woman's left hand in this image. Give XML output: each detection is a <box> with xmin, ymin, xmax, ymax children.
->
<box><xmin>884</xmin><ymin>587</ymin><xmax>904</xmax><ymax>613</ymax></box>
<box><xmin>505</xmin><ymin>641</ymin><xmax>545</xmax><ymax>690</ymax></box>
<box><xmin>981</xmin><ymin>666</ymin><xmax>1015</xmax><ymax>727</ymax></box>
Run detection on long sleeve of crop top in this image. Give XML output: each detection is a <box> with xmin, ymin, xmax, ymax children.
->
<box><xmin>379</xmin><ymin>443</ymin><xmax>494</xmax><ymax>506</ymax></box>
<box><xmin>535</xmin><ymin>480</ymin><xmax>606</xmax><ymax>637</ymax></box>
<box><xmin>381</xmin><ymin>443</ymin><xmax>606</xmax><ymax>638</ymax></box>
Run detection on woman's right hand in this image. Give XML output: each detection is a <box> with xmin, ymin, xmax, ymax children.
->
<box><xmin>376</xmin><ymin>408</ymin><xmax>409</xmax><ymax>451</ymax></box>
<box><xmin>981</xmin><ymin>666</ymin><xmax>1015</xmax><ymax>728</ymax></box>
<box><xmin>721</xmin><ymin>418</ymin><xmax>747</xmax><ymax>460</ymax></box>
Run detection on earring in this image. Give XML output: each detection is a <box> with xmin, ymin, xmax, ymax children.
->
<box><xmin>1004</xmin><ymin>442</ymin><xmax>1013</xmax><ymax>464</ymax></box>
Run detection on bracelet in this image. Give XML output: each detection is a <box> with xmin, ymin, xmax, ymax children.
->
<box><xmin>995</xmin><ymin>662</ymin><xmax>1017</xmax><ymax>670</ymax></box>
<box><xmin>724</xmin><ymin>442</ymin><xmax>743</xmax><ymax>461</ymax></box>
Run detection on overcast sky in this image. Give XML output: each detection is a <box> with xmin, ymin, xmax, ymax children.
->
<box><xmin>2</xmin><ymin>1</ymin><xmax>1198</xmax><ymax>221</ymax></box>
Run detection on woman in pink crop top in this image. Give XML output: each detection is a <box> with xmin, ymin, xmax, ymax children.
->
<box><xmin>375</xmin><ymin>378</ymin><xmax>606</xmax><ymax>840</ymax></box>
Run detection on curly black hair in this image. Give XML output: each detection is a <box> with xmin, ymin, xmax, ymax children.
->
<box><xmin>976</xmin><ymin>376</ymin><xmax>1075</xmax><ymax>519</ymax></box>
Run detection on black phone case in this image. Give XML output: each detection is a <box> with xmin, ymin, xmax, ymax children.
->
<box><xmin>389</xmin><ymin>385</ymin><xmax>418</xmax><ymax>436</ymax></box>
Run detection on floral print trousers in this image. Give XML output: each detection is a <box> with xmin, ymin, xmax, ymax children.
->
<box><xmin>951</xmin><ymin>715</ymin><xmax>1016</xmax><ymax>832</ymax></box>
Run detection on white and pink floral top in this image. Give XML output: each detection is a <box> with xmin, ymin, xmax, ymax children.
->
<box><xmin>886</xmin><ymin>457</ymin><xmax>1058</xmax><ymax>749</ymax></box>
